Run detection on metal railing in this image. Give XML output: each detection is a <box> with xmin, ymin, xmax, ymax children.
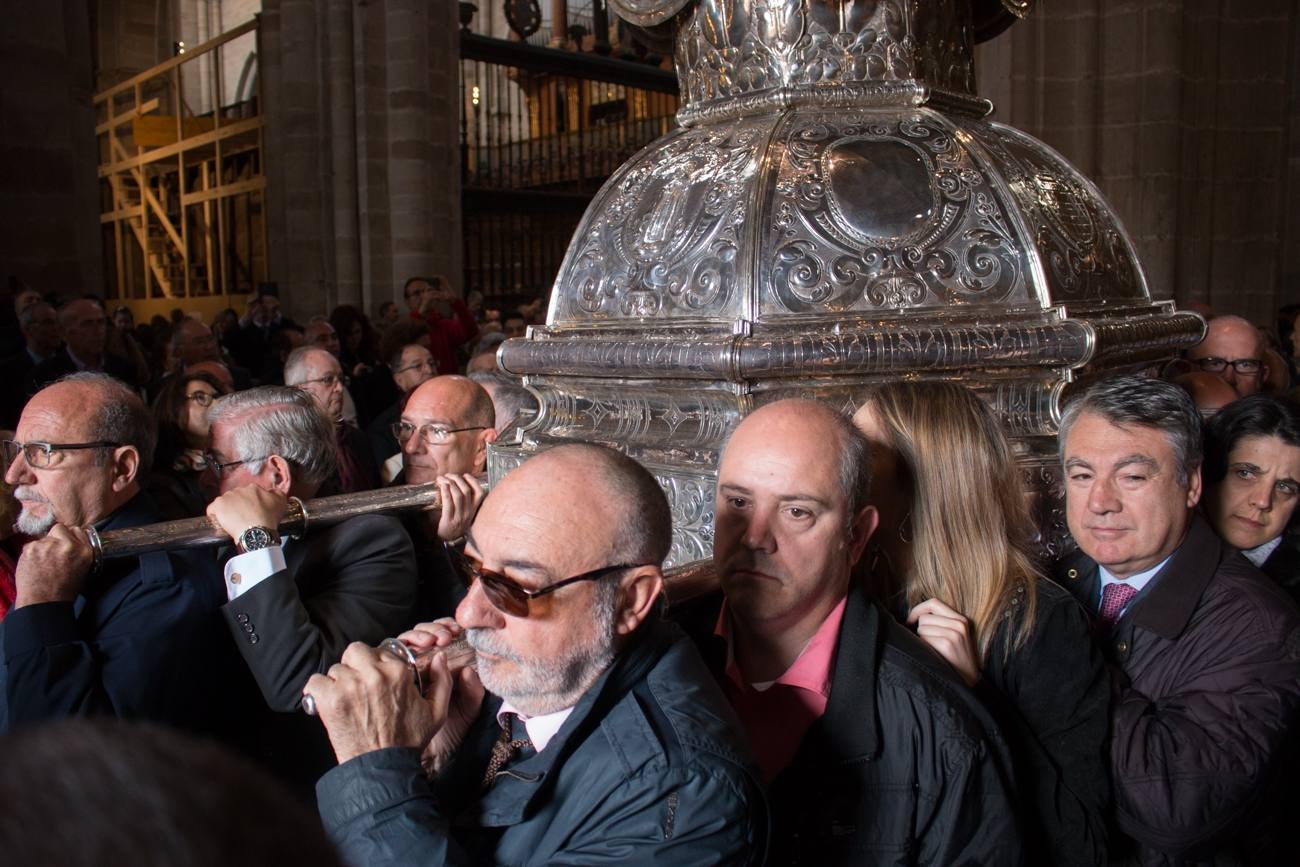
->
<box><xmin>459</xmin><ymin>33</ymin><xmax>678</xmax><ymax>300</ymax></box>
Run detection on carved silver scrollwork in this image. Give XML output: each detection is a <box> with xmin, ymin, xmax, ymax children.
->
<box><xmin>762</xmin><ymin>110</ymin><xmax>1029</xmax><ymax>316</ymax></box>
<box><xmin>554</xmin><ymin>118</ymin><xmax>767</xmax><ymax>323</ymax></box>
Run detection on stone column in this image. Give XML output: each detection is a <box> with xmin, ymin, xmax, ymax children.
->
<box><xmin>326</xmin><ymin>0</ymin><xmax>361</xmax><ymax>307</ymax></box>
<box><xmin>0</xmin><ymin>0</ymin><xmax>102</xmax><ymax>296</ymax></box>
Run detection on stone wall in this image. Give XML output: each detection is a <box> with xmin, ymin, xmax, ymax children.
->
<box><xmin>1</xmin><ymin>0</ymin><xmax>102</xmax><ymax>298</ymax></box>
<box><xmin>259</xmin><ymin>0</ymin><xmax>462</xmax><ymax>320</ymax></box>
<box><xmin>977</xmin><ymin>0</ymin><xmax>1297</xmax><ymax>326</ymax></box>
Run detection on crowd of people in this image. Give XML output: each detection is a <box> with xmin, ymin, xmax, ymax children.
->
<box><xmin>0</xmin><ymin>284</ymin><xmax>1297</xmax><ymax>866</ymax></box>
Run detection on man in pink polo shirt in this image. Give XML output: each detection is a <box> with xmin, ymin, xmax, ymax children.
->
<box><xmin>704</xmin><ymin>398</ymin><xmax>1021</xmax><ymax>865</ymax></box>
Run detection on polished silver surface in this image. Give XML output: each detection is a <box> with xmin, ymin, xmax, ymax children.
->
<box><xmin>492</xmin><ymin>0</ymin><xmax>1203</xmax><ymax>566</ymax></box>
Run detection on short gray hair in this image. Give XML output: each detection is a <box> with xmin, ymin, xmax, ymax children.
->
<box><xmin>283</xmin><ymin>346</ymin><xmax>332</xmax><ymax>386</ymax></box>
<box><xmin>830</xmin><ymin>408</ymin><xmax>873</xmax><ymax>520</ymax></box>
<box><xmin>467</xmin><ymin>372</ymin><xmax>537</xmax><ymax>432</ymax></box>
<box><xmin>207</xmin><ymin>387</ymin><xmax>336</xmax><ymax>486</ymax></box>
<box><xmin>58</xmin><ymin>372</ymin><xmax>156</xmax><ymax>470</ymax></box>
<box><xmin>1058</xmin><ymin>374</ymin><xmax>1203</xmax><ymax>484</ymax></box>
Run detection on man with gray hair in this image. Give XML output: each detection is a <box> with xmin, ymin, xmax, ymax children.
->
<box><xmin>284</xmin><ymin>345</ymin><xmax>375</xmax><ymax>494</ymax></box>
<box><xmin>304</xmin><ymin>442</ymin><xmax>765</xmax><ymax>865</ymax></box>
<box><xmin>0</xmin><ymin>373</ymin><xmax>226</xmax><ymax>733</ymax></box>
<box><xmin>1055</xmin><ymin>374</ymin><xmax>1300</xmax><ymax>864</ymax></box>
<box><xmin>204</xmin><ymin>385</ymin><xmax>417</xmax><ymax>792</ymax></box>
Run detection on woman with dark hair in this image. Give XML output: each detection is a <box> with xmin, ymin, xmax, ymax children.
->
<box><xmin>148</xmin><ymin>371</ymin><xmax>228</xmax><ymax>519</ymax></box>
<box><xmin>854</xmin><ymin>381</ymin><xmax>1110</xmax><ymax>866</ymax></box>
<box><xmin>1203</xmin><ymin>394</ymin><xmax>1300</xmax><ymax>598</ymax></box>
<box><xmin>329</xmin><ymin>304</ymin><xmax>378</xmax><ymax>377</ymax></box>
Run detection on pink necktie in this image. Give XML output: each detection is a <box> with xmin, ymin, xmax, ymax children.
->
<box><xmin>1099</xmin><ymin>582</ymin><xmax>1138</xmax><ymax>628</ymax></box>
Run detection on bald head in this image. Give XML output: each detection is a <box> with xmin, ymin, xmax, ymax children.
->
<box><xmin>400</xmin><ymin>376</ymin><xmax>497</xmax><ymax>481</ymax></box>
<box><xmin>478</xmin><ymin>444</ymin><xmax>671</xmax><ymax>569</ymax></box>
<box><xmin>723</xmin><ymin>399</ymin><xmax>873</xmax><ymax>518</ymax></box>
<box><xmin>1187</xmin><ymin>315</ymin><xmax>1267</xmax><ymax>397</ymax></box>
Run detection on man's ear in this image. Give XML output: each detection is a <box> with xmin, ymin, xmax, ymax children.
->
<box><xmin>1186</xmin><ymin>465</ymin><xmax>1203</xmax><ymax>510</ymax></box>
<box><xmin>847</xmin><ymin>504</ymin><xmax>879</xmax><ymax>568</ymax></box>
<box><xmin>474</xmin><ymin>427</ymin><xmax>498</xmax><ymax>474</ymax></box>
<box><xmin>263</xmin><ymin>454</ymin><xmax>295</xmax><ymax>496</ymax></box>
<box><xmin>613</xmin><ymin>566</ymin><xmax>665</xmax><ymax>637</ymax></box>
<box><xmin>108</xmin><ymin>446</ymin><xmax>140</xmax><ymax>492</ymax></box>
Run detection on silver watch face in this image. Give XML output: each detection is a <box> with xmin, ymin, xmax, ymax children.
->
<box><xmin>239</xmin><ymin>526</ymin><xmax>276</xmax><ymax>551</ymax></box>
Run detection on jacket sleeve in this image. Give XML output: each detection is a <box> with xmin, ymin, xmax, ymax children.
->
<box><xmin>222</xmin><ymin>516</ymin><xmax>418</xmax><ymax>711</ymax></box>
<box><xmin>317</xmin><ymin>748</ymin><xmax>767</xmax><ymax>867</ymax></box>
<box><xmin>318</xmin><ymin>748</ymin><xmax>460</xmax><ymax>867</ymax></box>
<box><xmin>3</xmin><ymin>563</ymin><xmax>216</xmax><ymax>728</ymax></box>
<box><xmin>983</xmin><ymin>591</ymin><xmax>1110</xmax><ymax>866</ymax></box>
<box><xmin>1110</xmin><ymin>610</ymin><xmax>1300</xmax><ymax>855</ymax></box>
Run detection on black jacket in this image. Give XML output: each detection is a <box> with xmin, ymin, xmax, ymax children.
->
<box><xmin>221</xmin><ymin>514</ymin><xmax>417</xmax><ymax>795</ymax></box>
<box><xmin>0</xmin><ymin>493</ymin><xmax>228</xmax><ymax>734</ymax></box>
<box><xmin>978</xmin><ymin>578</ymin><xmax>1111</xmax><ymax>866</ymax></box>
<box><xmin>1057</xmin><ymin>516</ymin><xmax>1300</xmax><ymax>865</ymax></box>
<box><xmin>685</xmin><ymin>584</ymin><xmax>1022</xmax><ymax>866</ymax></box>
<box><xmin>316</xmin><ymin>619</ymin><xmax>768</xmax><ymax>866</ymax></box>
<box><xmin>25</xmin><ymin>346</ymin><xmax>140</xmax><ymax>393</ymax></box>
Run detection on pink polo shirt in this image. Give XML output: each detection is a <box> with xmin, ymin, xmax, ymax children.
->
<box><xmin>716</xmin><ymin>595</ymin><xmax>847</xmax><ymax>783</ymax></box>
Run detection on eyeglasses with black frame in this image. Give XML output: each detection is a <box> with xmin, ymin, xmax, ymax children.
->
<box><xmin>392</xmin><ymin>421</ymin><xmax>487</xmax><ymax>446</ymax></box>
<box><xmin>2</xmin><ymin>439</ymin><xmax>123</xmax><ymax>469</ymax></box>
<box><xmin>455</xmin><ymin>556</ymin><xmax>647</xmax><ymax>617</ymax></box>
<box><xmin>201</xmin><ymin>451</ymin><xmax>269</xmax><ymax>477</ymax></box>
<box><xmin>1193</xmin><ymin>356</ymin><xmax>1262</xmax><ymax>376</ymax></box>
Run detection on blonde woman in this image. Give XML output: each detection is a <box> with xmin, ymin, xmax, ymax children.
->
<box><xmin>854</xmin><ymin>381</ymin><xmax>1109</xmax><ymax>866</ymax></box>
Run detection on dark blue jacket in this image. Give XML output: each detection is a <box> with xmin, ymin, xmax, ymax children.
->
<box><xmin>0</xmin><ymin>493</ymin><xmax>228</xmax><ymax>734</ymax></box>
<box><xmin>316</xmin><ymin>619</ymin><xmax>768</xmax><ymax>866</ymax></box>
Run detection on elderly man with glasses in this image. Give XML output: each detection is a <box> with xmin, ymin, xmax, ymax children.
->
<box><xmin>0</xmin><ymin>373</ymin><xmax>227</xmax><ymax>735</ymax></box>
<box><xmin>384</xmin><ymin>375</ymin><xmax>497</xmax><ymax>621</ymax></box>
<box><xmin>284</xmin><ymin>345</ymin><xmax>376</xmax><ymax>494</ymax></box>
<box><xmin>305</xmin><ymin>443</ymin><xmax>767</xmax><ymax>866</ymax></box>
<box><xmin>204</xmin><ymin>386</ymin><xmax>417</xmax><ymax>795</ymax></box>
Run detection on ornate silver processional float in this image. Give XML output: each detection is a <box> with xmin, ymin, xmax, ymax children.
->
<box><xmin>490</xmin><ymin>0</ymin><xmax>1204</xmax><ymax>566</ymax></box>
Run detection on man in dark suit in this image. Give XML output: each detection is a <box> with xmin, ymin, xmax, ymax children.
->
<box><xmin>1055</xmin><ymin>375</ymin><xmax>1300</xmax><ymax>864</ymax></box>
<box><xmin>0</xmin><ymin>373</ymin><xmax>227</xmax><ymax>734</ymax></box>
<box><xmin>0</xmin><ymin>301</ymin><xmax>61</xmax><ymax>428</ymax></box>
<box><xmin>27</xmin><ymin>299</ymin><xmax>139</xmax><ymax>393</ymax></box>
<box><xmin>284</xmin><ymin>346</ymin><xmax>377</xmax><ymax>494</ymax></box>
<box><xmin>391</xmin><ymin>374</ymin><xmax>495</xmax><ymax>620</ymax></box>
<box><xmin>204</xmin><ymin>386</ymin><xmax>417</xmax><ymax>791</ymax></box>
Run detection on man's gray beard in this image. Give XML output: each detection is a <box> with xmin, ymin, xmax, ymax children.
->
<box><xmin>465</xmin><ymin>589</ymin><xmax>618</xmax><ymax>717</ymax></box>
<box><xmin>14</xmin><ymin>490</ymin><xmax>56</xmax><ymax>537</ymax></box>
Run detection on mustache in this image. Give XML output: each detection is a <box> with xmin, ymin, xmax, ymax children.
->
<box><xmin>464</xmin><ymin>628</ymin><xmax>525</xmax><ymax>664</ymax></box>
<box><xmin>13</xmin><ymin>486</ymin><xmax>49</xmax><ymax>506</ymax></box>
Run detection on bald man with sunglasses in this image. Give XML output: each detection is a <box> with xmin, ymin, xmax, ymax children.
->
<box><xmin>306</xmin><ymin>444</ymin><xmax>767</xmax><ymax>866</ymax></box>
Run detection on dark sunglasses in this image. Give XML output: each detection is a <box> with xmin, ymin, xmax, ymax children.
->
<box><xmin>457</xmin><ymin>557</ymin><xmax>645</xmax><ymax>617</ymax></box>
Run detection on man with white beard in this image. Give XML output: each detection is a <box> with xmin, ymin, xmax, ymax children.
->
<box><xmin>304</xmin><ymin>443</ymin><xmax>767</xmax><ymax>866</ymax></box>
<box><xmin>0</xmin><ymin>373</ymin><xmax>227</xmax><ymax>734</ymax></box>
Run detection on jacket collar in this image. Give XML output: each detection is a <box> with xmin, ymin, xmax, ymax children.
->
<box><xmin>1121</xmin><ymin>515</ymin><xmax>1222</xmax><ymax>641</ymax></box>
<box><xmin>802</xmin><ymin>580</ymin><xmax>883</xmax><ymax>763</ymax></box>
<box><xmin>471</xmin><ymin>619</ymin><xmax>676</xmax><ymax>826</ymax></box>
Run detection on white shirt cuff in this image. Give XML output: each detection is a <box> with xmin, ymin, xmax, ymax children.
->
<box><xmin>224</xmin><ymin>545</ymin><xmax>287</xmax><ymax>600</ymax></box>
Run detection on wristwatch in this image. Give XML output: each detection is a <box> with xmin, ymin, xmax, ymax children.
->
<box><xmin>236</xmin><ymin>525</ymin><xmax>280</xmax><ymax>554</ymax></box>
